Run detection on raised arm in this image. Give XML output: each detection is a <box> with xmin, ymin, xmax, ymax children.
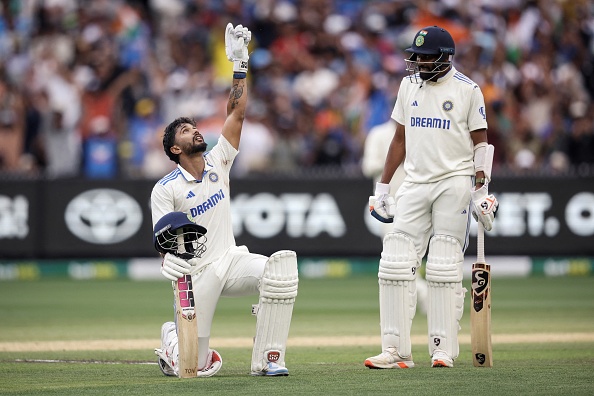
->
<box><xmin>221</xmin><ymin>23</ymin><xmax>251</xmax><ymax>150</ymax></box>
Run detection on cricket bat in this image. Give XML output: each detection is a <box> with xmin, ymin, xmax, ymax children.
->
<box><xmin>174</xmin><ymin>274</ymin><xmax>199</xmax><ymax>378</ymax></box>
<box><xmin>470</xmin><ymin>222</ymin><xmax>493</xmax><ymax>367</ymax></box>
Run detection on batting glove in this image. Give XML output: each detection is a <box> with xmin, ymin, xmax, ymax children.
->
<box><xmin>161</xmin><ymin>253</ymin><xmax>192</xmax><ymax>281</ymax></box>
<box><xmin>369</xmin><ymin>182</ymin><xmax>396</xmax><ymax>223</ymax></box>
<box><xmin>470</xmin><ymin>185</ymin><xmax>499</xmax><ymax>231</ymax></box>
<box><xmin>225</xmin><ymin>23</ymin><xmax>251</xmax><ymax>75</ymax></box>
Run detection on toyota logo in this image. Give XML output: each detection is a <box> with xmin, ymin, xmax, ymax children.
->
<box><xmin>65</xmin><ymin>189</ymin><xmax>143</xmax><ymax>244</ymax></box>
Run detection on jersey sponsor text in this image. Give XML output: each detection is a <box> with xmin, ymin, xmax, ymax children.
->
<box><xmin>410</xmin><ymin>117</ymin><xmax>451</xmax><ymax>130</ymax></box>
<box><xmin>189</xmin><ymin>189</ymin><xmax>225</xmax><ymax>217</ymax></box>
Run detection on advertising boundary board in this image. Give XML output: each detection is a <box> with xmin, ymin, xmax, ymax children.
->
<box><xmin>1</xmin><ymin>256</ymin><xmax>593</xmax><ymax>281</ymax></box>
<box><xmin>0</xmin><ymin>176</ymin><xmax>592</xmax><ymax>258</ymax></box>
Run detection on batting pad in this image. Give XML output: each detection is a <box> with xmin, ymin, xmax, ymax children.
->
<box><xmin>426</xmin><ymin>235</ymin><xmax>465</xmax><ymax>359</ymax></box>
<box><xmin>378</xmin><ymin>232</ymin><xmax>418</xmax><ymax>357</ymax></box>
<box><xmin>251</xmin><ymin>250</ymin><xmax>298</xmax><ymax>372</ymax></box>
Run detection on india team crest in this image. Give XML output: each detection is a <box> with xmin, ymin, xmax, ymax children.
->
<box><xmin>209</xmin><ymin>172</ymin><xmax>219</xmax><ymax>182</ymax></box>
<box><xmin>442</xmin><ymin>100</ymin><xmax>454</xmax><ymax>111</ymax></box>
<box><xmin>416</xmin><ymin>30</ymin><xmax>428</xmax><ymax>47</ymax></box>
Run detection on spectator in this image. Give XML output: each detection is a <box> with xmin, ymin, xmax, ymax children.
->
<box><xmin>0</xmin><ymin>0</ymin><xmax>592</xmax><ymax>179</ymax></box>
<box><xmin>0</xmin><ymin>75</ymin><xmax>25</xmax><ymax>172</ymax></box>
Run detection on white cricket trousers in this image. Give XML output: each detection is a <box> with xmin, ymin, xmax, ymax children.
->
<box><xmin>391</xmin><ymin>175</ymin><xmax>473</xmax><ymax>265</ymax></box>
<box><xmin>188</xmin><ymin>245</ymin><xmax>267</xmax><ymax>338</ymax></box>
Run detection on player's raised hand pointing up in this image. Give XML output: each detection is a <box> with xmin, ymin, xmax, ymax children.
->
<box><xmin>225</xmin><ymin>23</ymin><xmax>251</xmax><ymax>75</ymax></box>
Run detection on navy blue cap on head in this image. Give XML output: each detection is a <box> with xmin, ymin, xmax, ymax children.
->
<box><xmin>405</xmin><ymin>26</ymin><xmax>455</xmax><ymax>56</ymax></box>
<box><xmin>153</xmin><ymin>211</ymin><xmax>207</xmax><ymax>254</ymax></box>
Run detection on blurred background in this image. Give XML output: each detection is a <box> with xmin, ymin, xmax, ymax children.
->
<box><xmin>0</xmin><ymin>0</ymin><xmax>593</xmax><ymax>280</ymax></box>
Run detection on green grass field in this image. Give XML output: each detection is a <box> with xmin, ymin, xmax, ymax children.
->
<box><xmin>1</xmin><ymin>275</ymin><xmax>593</xmax><ymax>395</ymax></box>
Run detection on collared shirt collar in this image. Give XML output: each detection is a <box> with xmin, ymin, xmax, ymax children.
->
<box><xmin>177</xmin><ymin>160</ymin><xmax>214</xmax><ymax>183</ymax></box>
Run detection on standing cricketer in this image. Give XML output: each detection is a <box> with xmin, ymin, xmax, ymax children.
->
<box><xmin>365</xmin><ymin>26</ymin><xmax>498</xmax><ymax>369</ymax></box>
<box><xmin>362</xmin><ymin>119</ymin><xmax>428</xmax><ymax>315</ymax></box>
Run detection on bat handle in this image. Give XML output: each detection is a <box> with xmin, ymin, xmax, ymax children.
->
<box><xmin>477</xmin><ymin>221</ymin><xmax>485</xmax><ymax>263</ymax></box>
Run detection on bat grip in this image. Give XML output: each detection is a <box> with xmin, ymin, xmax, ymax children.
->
<box><xmin>477</xmin><ymin>222</ymin><xmax>485</xmax><ymax>264</ymax></box>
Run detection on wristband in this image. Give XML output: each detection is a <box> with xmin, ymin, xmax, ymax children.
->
<box><xmin>375</xmin><ymin>182</ymin><xmax>390</xmax><ymax>195</ymax></box>
<box><xmin>233</xmin><ymin>59</ymin><xmax>248</xmax><ymax>74</ymax></box>
<box><xmin>475</xmin><ymin>177</ymin><xmax>487</xmax><ymax>185</ymax></box>
<box><xmin>233</xmin><ymin>72</ymin><xmax>247</xmax><ymax>79</ymax></box>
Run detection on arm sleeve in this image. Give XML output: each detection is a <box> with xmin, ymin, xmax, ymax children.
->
<box><xmin>391</xmin><ymin>81</ymin><xmax>406</xmax><ymax>125</ymax></box>
<box><xmin>467</xmin><ymin>86</ymin><xmax>488</xmax><ymax>132</ymax></box>
<box><xmin>205</xmin><ymin>136</ymin><xmax>239</xmax><ymax>183</ymax></box>
<box><xmin>151</xmin><ymin>184</ymin><xmax>175</xmax><ymax>228</ymax></box>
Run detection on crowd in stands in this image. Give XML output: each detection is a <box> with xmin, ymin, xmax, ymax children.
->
<box><xmin>0</xmin><ymin>0</ymin><xmax>593</xmax><ymax>179</ymax></box>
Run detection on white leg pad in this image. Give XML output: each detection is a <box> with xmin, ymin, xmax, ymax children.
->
<box><xmin>426</xmin><ymin>235</ymin><xmax>465</xmax><ymax>360</ymax></box>
<box><xmin>378</xmin><ymin>232</ymin><xmax>418</xmax><ymax>357</ymax></box>
<box><xmin>251</xmin><ymin>250</ymin><xmax>299</xmax><ymax>372</ymax></box>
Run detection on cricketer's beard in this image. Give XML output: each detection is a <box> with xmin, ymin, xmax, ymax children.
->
<box><xmin>419</xmin><ymin>70</ymin><xmax>436</xmax><ymax>81</ymax></box>
<box><xmin>419</xmin><ymin>60</ymin><xmax>450</xmax><ymax>81</ymax></box>
<box><xmin>418</xmin><ymin>64</ymin><xmax>442</xmax><ymax>81</ymax></box>
<box><xmin>185</xmin><ymin>141</ymin><xmax>208</xmax><ymax>155</ymax></box>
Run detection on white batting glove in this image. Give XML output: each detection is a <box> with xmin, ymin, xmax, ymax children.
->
<box><xmin>161</xmin><ymin>253</ymin><xmax>192</xmax><ymax>281</ymax></box>
<box><xmin>225</xmin><ymin>23</ymin><xmax>251</xmax><ymax>74</ymax></box>
<box><xmin>369</xmin><ymin>182</ymin><xmax>396</xmax><ymax>223</ymax></box>
<box><xmin>470</xmin><ymin>185</ymin><xmax>499</xmax><ymax>231</ymax></box>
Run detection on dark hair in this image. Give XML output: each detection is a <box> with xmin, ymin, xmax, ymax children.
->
<box><xmin>163</xmin><ymin>117</ymin><xmax>196</xmax><ymax>163</ymax></box>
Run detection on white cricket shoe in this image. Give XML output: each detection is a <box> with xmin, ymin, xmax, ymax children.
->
<box><xmin>155</xmin><ymin>322</ymin><xmax>178</xmax><ymax>376</ymax></box>
<box><xmin>431</xmin><ymin>350</ymin><xmax>454</xmax><ymax>368</ymax></box>
<box><xmin>364</xmin><ymin>347</ymin><xmax>414</xmax><ymax>369</ymax></box>
<box><xmin>157</xmin><ymin>355</ymin><xmax>176</xmax><ymax>377</ymax></box>
<box><xmin>197</xmin><ymin>349</ymin><xmax>223</xmax><ymax>378</ymax></box>
<box><xmin>251</xmin><ymin>362</ymin><xmax>289</xmax><ymax>376</ymax></box>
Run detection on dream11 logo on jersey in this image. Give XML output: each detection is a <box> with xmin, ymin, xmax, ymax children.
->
<box><xmin>64</xmin><ymin>189</ymin><xmax>143</xmax><ymax>244</ymax></box>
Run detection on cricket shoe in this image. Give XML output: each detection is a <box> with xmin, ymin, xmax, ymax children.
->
<box><xmin>251</xmin><ymin>362</ymin><xmax>289</xmax><ymax>376</ymax></box>
<box><xmin>251</xmin><ymin>350</ymin><xmax>289</xmax><ymax>376</ymax></box>
<box><xmin>364</xmin><ymin>347</ymin><xmax>414</xmax><ymax>369</ymax></box>
<box><xmin>431</xmin><ymin>350</ymin><xmax>454</xmax><ymax>368</ymax></box>
<box><xmin>197</xmin><ymin>349</ymin><xmax>223</xmax><ymax>378</ymax></box>
<box><xmin>157</xmin><ymin>355</ymin><xmax>176</xmax><ymax>377</ymax></box>
<box><xmin>155</xmin><ymin>321</ymin><xmax>178</xmax><ymax>377</ymax></box>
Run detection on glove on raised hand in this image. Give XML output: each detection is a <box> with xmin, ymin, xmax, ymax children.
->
<box><xmin>369</xmin><ymin>182</ymin><xmax>396</xmax><ymax>223</ymax></box>
<box><xmin>225</xmin><ymin>23</ymin><xmax>251</xmax><ymax>74</ymax></box>
<box><xmin>470</xmin><ymin>185</ymin><xmax>499</xmax><ymax>231</ymax></box>
<box><xmin>161</xmin><ymin>253</ymin><xmax>192</xmax><ymax>281</ymax></box>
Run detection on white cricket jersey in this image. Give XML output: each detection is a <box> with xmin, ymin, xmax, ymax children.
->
<box><xmin>151</xmin><ymin>136</ymin><xmax>238</xmax><ymax>265</ymax></box>
<box><xmin>392</xmin><ymin>66</ymin><xmax>488</xmax><ymax>183</ymax></box>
